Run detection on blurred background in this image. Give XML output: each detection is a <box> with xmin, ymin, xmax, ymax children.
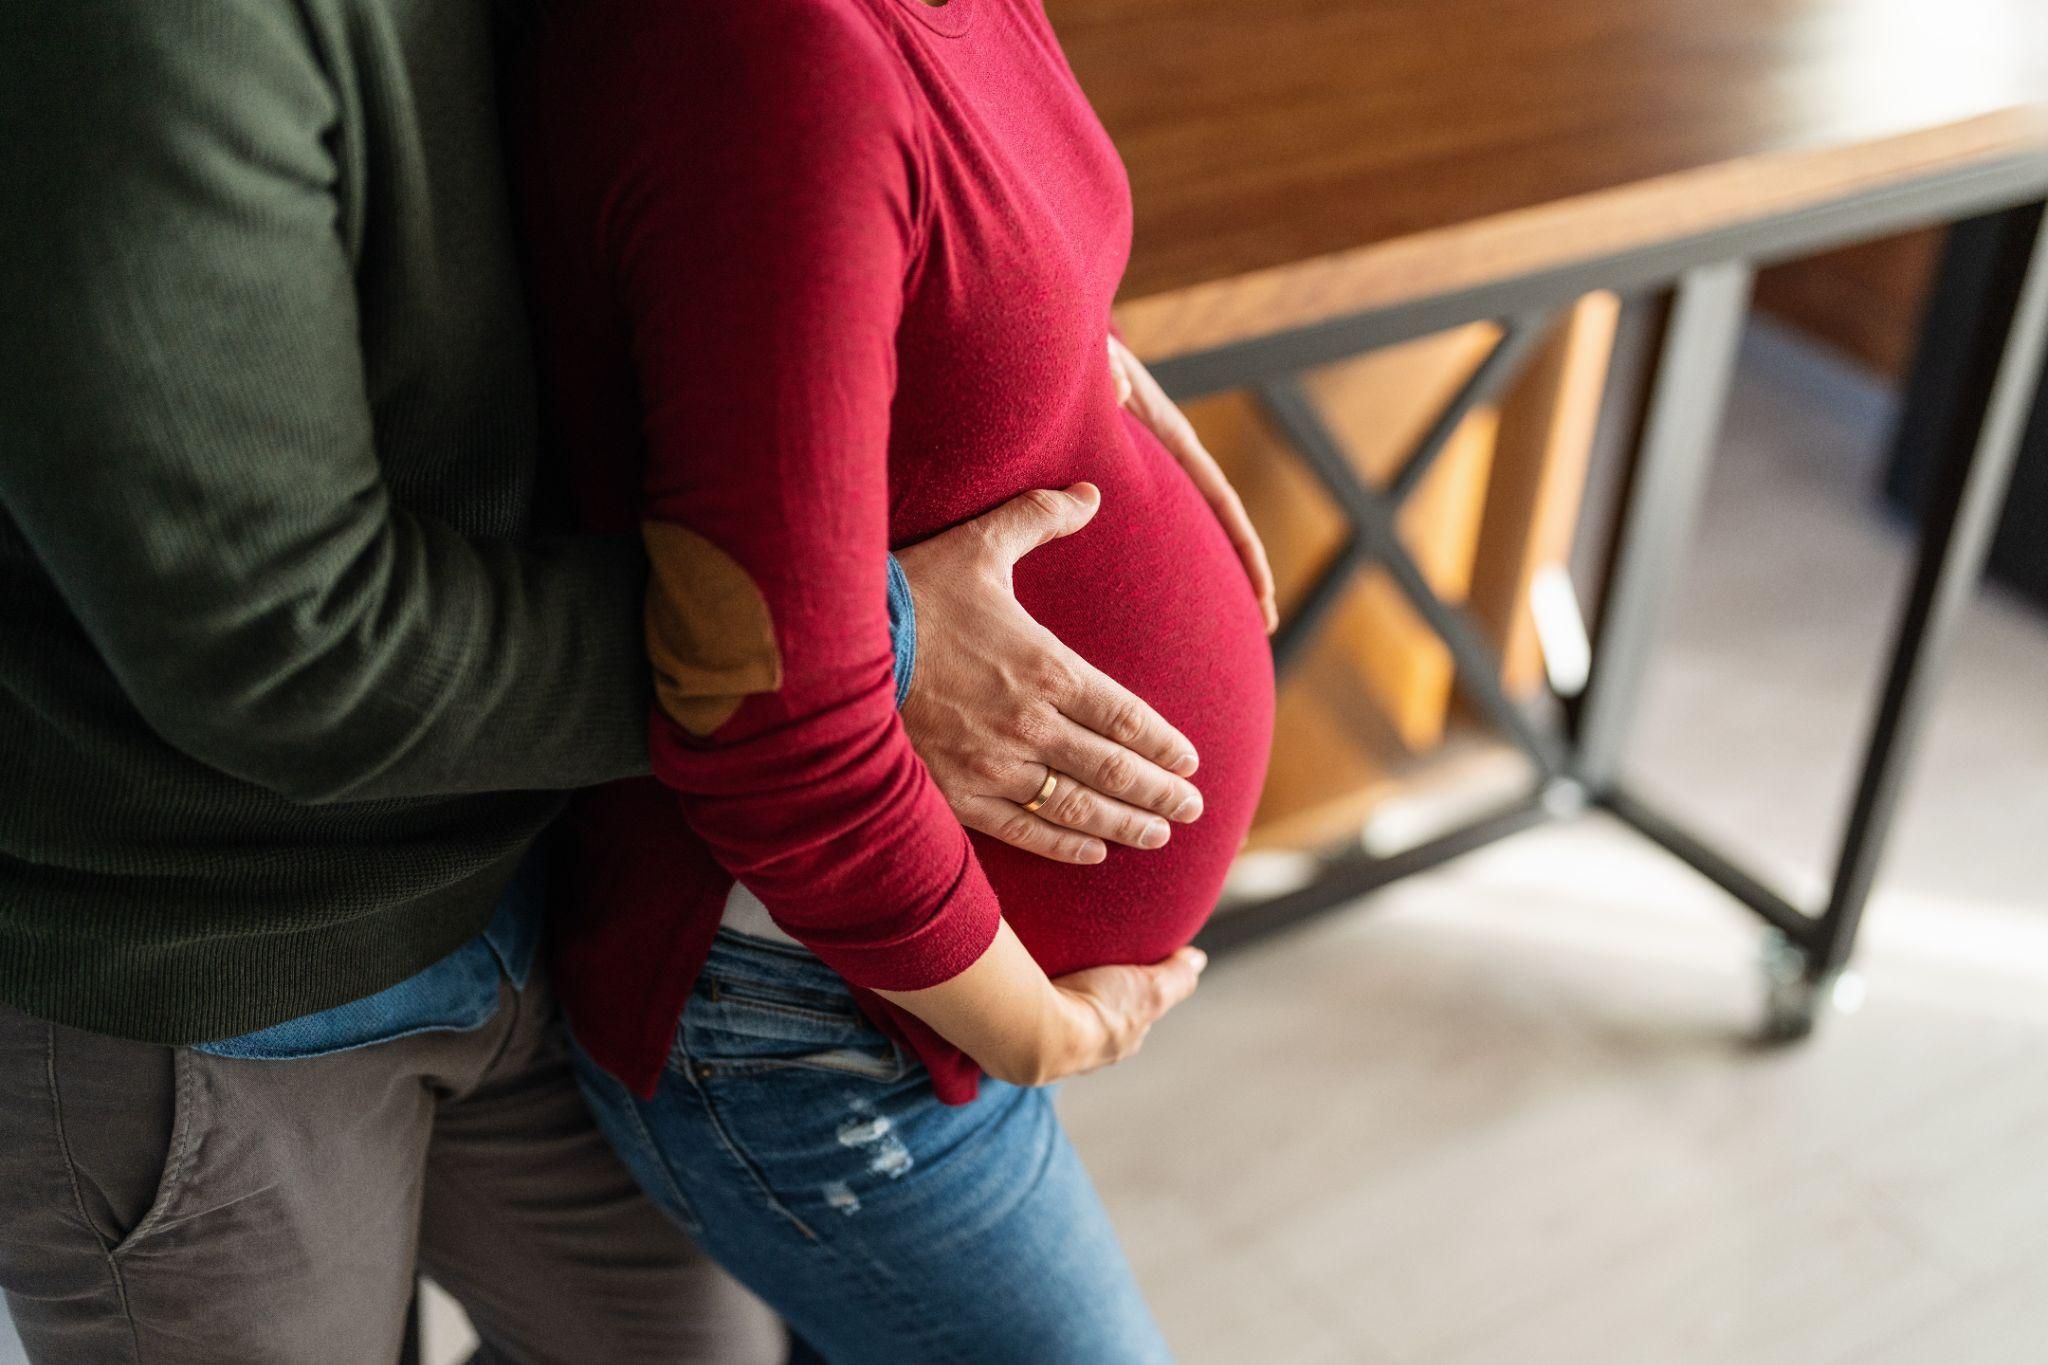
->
<box><xmin>9</xmin><ymin>1</ymin><xmax>2045</xmax><ymax>1362</ymax></box>
<box><xmin>1039</xmin><ymin>2</ymin><xmax>2048</xmax><ymax>1357</ymax></box>
<box><xmin>1055</xmin><ymin>307</ymin><xmax>2048</xmax><ymax>1363</ymax></box>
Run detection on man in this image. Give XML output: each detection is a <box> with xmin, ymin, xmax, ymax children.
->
<box><xmin>0</xmin><ymin>3</ymin><xmax>1220</xmax><ymax>1361</ymax></box>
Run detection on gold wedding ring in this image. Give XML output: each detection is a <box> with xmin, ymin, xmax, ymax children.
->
<box><xmin>1021</xmin><ymin>769</ymin><xmax>1059</xmax><ymax>814</ymax></box>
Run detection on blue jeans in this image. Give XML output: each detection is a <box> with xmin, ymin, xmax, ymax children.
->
<box><xmin>571</xmin><ymin>930</ymin><xmax>1174</xmax><ymax>1365</ymax></box>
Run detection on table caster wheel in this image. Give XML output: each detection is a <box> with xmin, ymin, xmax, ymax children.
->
<box><xmin>1756</xmin><ymin>931</ymin><xmax>1863</xmax><ymax>1045</ymax></box>
<box><xmin>1760</xmin><ymin>968</ymin><xmax>1821</xmax><ymax>1043</ymax></box>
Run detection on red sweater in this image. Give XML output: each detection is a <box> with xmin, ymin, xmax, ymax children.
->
<box><xmin>517</xmin><ymin>0</ymin><xmax>1275</xmax><ymax>1103</ymax></box>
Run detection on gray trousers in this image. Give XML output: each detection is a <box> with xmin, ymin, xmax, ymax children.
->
<box><xmin>0</xmin><ymin>977</ymin><xmax>786</xmax><ymax>1365</ymax></box>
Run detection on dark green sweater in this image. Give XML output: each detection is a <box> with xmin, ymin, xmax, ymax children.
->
<box><xmin>0</xmin><ymin>1</ymin><xmax>652</xmax><ymax>1041</ymax></box>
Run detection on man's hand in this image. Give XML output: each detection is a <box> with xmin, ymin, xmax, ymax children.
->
<box><xmin>896</xmin><ymin>484</ymin><xmax>1205</xmax><ymax>866</ymax></box>
<box><xmin>1109</xmin><ymin>335</ymin><xmax>1280</xmax><ymax>634</ymax></box>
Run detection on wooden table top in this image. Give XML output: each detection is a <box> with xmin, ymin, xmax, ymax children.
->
<box><xmin>1055</xmin><ymin>0</ymin><xmax>2048</xmax><ymax>357</ymax></box>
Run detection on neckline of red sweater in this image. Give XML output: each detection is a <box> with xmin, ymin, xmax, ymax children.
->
<box><xmin>892</xmin><ymin>0</ymin><xmax>975</xmax><ymax>39</ymax></box>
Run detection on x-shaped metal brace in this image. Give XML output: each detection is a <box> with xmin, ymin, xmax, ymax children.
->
<box><xmin>1252</xmin><ymin>311</ymin><xmax>1567</xmax><ymax>780</ymax></box>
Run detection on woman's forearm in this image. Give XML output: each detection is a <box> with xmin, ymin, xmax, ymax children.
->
<box><xmin>876</xmin><ymin>919</ymin><xmax>1102</xmax><ymax>1086</ymax></box>
<box><xmin>876</xmin><ymin>920</ymin><xmax>1208</xmax><ymax>1087</ymax></box>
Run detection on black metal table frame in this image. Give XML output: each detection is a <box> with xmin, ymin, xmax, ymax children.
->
<box><xmin>1169</xmin><ymin>155</ymin><xmax>2048</xmax><ymax>1038</ymax></box>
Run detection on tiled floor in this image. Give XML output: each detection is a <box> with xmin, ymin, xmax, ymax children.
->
<box><xmin>7</xmin><ymin>323</ymin><xmax>2044</xmax><ymax>1364</ymax></box>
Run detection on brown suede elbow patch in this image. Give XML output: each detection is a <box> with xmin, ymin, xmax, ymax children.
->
<box><xmin>641</xmin><ymin>522</ymin><xmax>783</xmax><ymax>736</ymax></box>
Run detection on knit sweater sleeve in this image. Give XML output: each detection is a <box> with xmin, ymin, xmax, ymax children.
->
<box><xmin>0</xmin><ymin>1</ymin><xmax>654</xmax><ymax>803</ymax></box>
<box><xmin>590</xmin><ymin>1</ymin><xmax>1002</xmax><ymax>990</ymax></box>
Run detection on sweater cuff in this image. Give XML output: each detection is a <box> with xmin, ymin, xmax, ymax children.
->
<box><xmin>886</xmin><ymin>553</ymin><xmax>917</xmax><ymax>710</ymax></box>
<box><xmin>799</xmin><ymin>850</ymin><xmax>1002</xmax><ymax>993</ymax></box>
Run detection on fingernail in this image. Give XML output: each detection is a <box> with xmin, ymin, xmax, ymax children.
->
<box><xmin>1187</xmin><ymin>948</ymin><xmax>1209</xmax><ymax>973</ymax></box>
<box><xmin>1171</xmin><ymin>793</ymin><xmax>1204</xmax><ymax>822</ymax></box>
<box><xmin>1139</xmin><ymin>819</ymin><xmax>1170</xmax><ymax>849</ymax></box>
<box><xmin>1171</xmin><ymin>751</ymin><xmax>1199</xmax><ymax>777</ymax></box>
<box><xmin>1079</xmin><ymin>841</ymin><xmax>1108</xmax><ymax>864</ymax></box>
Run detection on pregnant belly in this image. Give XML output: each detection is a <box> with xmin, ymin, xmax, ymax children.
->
<box><xmin>969</xmin><ymin>412</ymin><xmax>1276</xmax><ymax>976</ymax></box>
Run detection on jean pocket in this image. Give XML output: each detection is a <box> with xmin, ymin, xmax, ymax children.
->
<box><xmin>703</xmin><ymin>972</ymin><xmax>865</xmax><ymax>1026</ymax></box>
<box><xmin>678</xmin><ymin>978</ymin><xmax>909</xmax><ymax>1084</ymax></box>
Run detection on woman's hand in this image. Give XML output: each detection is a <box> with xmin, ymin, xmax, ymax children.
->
<box><xmin>1039</xmin><ymin>950</ymin><xmax>1209</xmax><ymax>1082</ymax></box>
<box><xmin>877</xmin><ymin>920</ymin><xmax>1207</xmax><ymax>1086</ymax></box>
<box><xmin>1108</xmin><ymin>335</ymin><xmax>1279</xmax><ymax>634</ymax></box>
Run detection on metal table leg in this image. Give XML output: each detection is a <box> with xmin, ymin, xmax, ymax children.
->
<box><xmin>1579</xmin><ymin>211</ymin><xmax>2048</xmax><ymax>1037</ymax></box>
<box><xmin>1573</xmin><ymin>262</ymin><xmax>1755</xmax><ymax>791</ymax></box>
<box><xmin>1806</xmin><ymin>203</ymin><xmax>2048</xmax><ymax>986</ymax></box>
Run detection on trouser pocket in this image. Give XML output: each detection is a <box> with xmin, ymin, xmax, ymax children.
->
<box><xmin>30</xmin><ymin>1011</ymin><xmax>188</xmax><ymax>1253</ymax></box>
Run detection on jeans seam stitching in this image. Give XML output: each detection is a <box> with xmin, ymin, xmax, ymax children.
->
<box><xmin>709</xmin><ymin>935</ymin><xmax>822</xmax><ymax>965</ymax></box>
<box><xmin>681</xmin><ymin>1063</ymin><xmax>823</xmax><ymax>1242</ymax></box>
<box><xmin>698</xmin><ymin>993</ymin><xmax>861</xmax><ymax>1028</ymax></box>
<box><xmin>44</xmin><ymin>1026</ymin><xmax>143</xmax><ymax>1364</ymax></box>
<box><xmin>569</xmin><ymin>1036</ymin><xmax>708</xmax><ymax>1234</ymax></box>
<box><xmin>613</xmin><ymin>1084</ymin><xmax>704</xmax><ymax>1233</ymax></box>
<box><xmin>698</xmin><ymin>1054</ymin><xmax>906</xmax><ymax>1083</ymax></box>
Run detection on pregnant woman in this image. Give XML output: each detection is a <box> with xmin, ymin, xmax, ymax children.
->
<box><xmin>516</xmin><ymin>0</ymin><xmax>1276</xmax><ymax>1359</ymax></box>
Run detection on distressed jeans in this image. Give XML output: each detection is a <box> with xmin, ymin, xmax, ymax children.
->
<box><xmin>571</xmin><ymin>930</ymin><xmax>1175</xmax><ymax>1365</ymax></box>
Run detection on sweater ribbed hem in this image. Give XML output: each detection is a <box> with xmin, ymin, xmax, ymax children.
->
<box><xmin>0</xmin><ymin>841</ymin><xmax>530</xmax><ymax>1045</ymax></box>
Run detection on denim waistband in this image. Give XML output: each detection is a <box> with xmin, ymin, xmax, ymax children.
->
<box><xmin>703</xmin><ymin>928</ymin><xmax>844</xmax><ymax>994</ymax></box>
